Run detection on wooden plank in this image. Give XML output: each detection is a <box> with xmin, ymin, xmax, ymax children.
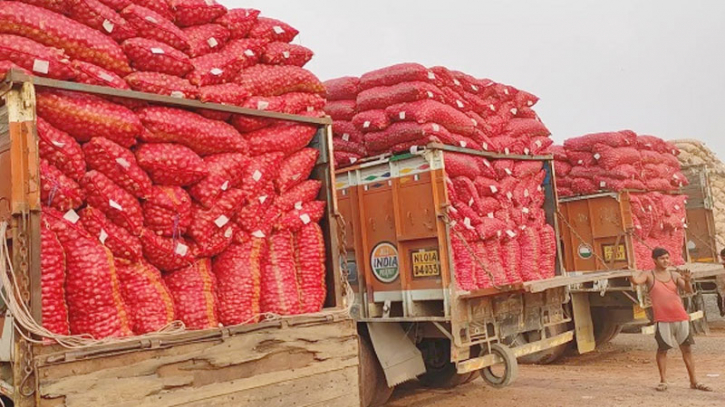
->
<box><xmin>4</xmin><ymin>70</ymin><xmax>331</xmax><ymax>126</ymax></box>
<box><xmin>37</xmin><ymin>320</ymin><xmax>359</xmax><ymax>407</ymax></box>
<box><xmin>571</xmin><ymin>293</ymin><xmax>596</xmax><ymax>354</ymax></box>
<box><xmin>427</xmin><ymin>142</ymin><xmax>553</xmax><ymax>161</ymax></box>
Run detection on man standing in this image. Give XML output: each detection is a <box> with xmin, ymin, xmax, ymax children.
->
<box><xmin>629</xmin><ymin>247</ymin><xmax>712</xmax><ymax>392</ymax></box>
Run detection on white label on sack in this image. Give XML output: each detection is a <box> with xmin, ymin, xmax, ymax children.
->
<box><xmin>145</xmin><ymin>16</ymin><xmax>158</xmax><ymax>24</ymax></box>
<box><xmin>463</xmin><ymin>217</ymin><xmax>472</xmax><ymax>229</ymax></box>
<box><xmin>399</xmin><ymin>111</ymin><xmax>406</xmax><ymax>120</ymax></box>
<box><xmin>109</xmin><ymin>199</ymin><xmax>123</xmax><ymax>211</ymax></box>
<box><xmin>471</xmin><ymin>118</ymin><xmax>477</xmax><ymax>126</ymax></box>
<box><xmin>175</xmin><ymin>242</ymin><xmax>188</xmax><ymax>256</ymax></box>
<box><xmin>505</xmin><ymin>168</ymin><xmax>513</xmax><ymax>175</ymax></box>
<box><xmin>273</xmin><ymin>26</ymin><xmax>285</xmax><ymax>34</ymax></box>
<box><xmin>252</xmin><ymin>230</ymin><xmax>266</xmax><ymax>238</ymax></box>
<box><xmin>170</xmin><ymin>91</ymin><xmax>185</xmax><ymax>98</ymax></box>
<box><xmin>291</xmin><ymin>174</ymin><xmax>301</xmax><ymax>181</ymax></box>
<box><xmin>453</xmin><ymin>79</ymin><xmax>461</xmax><ymax>86</ymax></box>
<box><xmin>675</xmin><ymin>205</ymin><xmax>680</xmax><ymax>210</ymax></box>
<box><xmin>427</xmin><ymin>71</ymin><xmax>436</xmax><ymax>80</ymax></box>
<box><xmin>504</xmin><ymin>148</ymin><xmax>510</xmax><ymax>155</ymax></box>
<box><xmin>98</xmin><ymin>71</ymin><xmax>115</xmax><ymax>83</ymax></box>
<box><xmin>220</xmin><ymin>180</ymin><xmax>229</xmax><ymax>191</ymax></box>
<box><xmin>524</xmin><ymin>148</ymin><xmax>530</xmax><ymax>155</ymax></box>
<box><xmin>256</xmin><ymin>100</ymin><xmax>270</xmax><ymax>110</ymax></box>
<box><xmin>471</xmin><ymin>84</ymin><xmax>479</xmax><ymax>91</ymax></box>
<box><xmin>258</xmin><ymin>195</ymin><xmax>268</xmax><ymax>204</ymax></box>
<box><xmin>537</xmin><ymin>185</ymin><xmax>542</xmax><ymax>191</ymax></box>
<box><xmin>426</xmin><ymin>91</ymin><xmax>434</xmax><ymax>98</ymax></box>
<box><xmin>497</xmin><ymin>230</ymin><xmax>502</xmax><ymax>238</ymax></box>
<box><xmin>32</xmin><ymin>59</ymin><xmax>49</xmax><ymax>74</ymax></box>
<box><xmin>635</xmin><ymin>224</ymin><xmax>642</xmax><ymax>230</ymax></box>
<box><xmin>207</xmin><ymin>37</ymin><xmax>219</xmax><ymax>48</ymax></box>
<box><xmin>673</xmin><ymin>174</ymin><xmax>679</xmax><ymax>179</ymax></box>
<box><xmin>534</xmin><ymin>140</ymin><xmax>543</xmax><ymax>148</ymax></box>
<box><xmin>488</xmin><ymin>212</ymin><xmax>494</xmax><ymax>218</ymax></box>
<box><xmin>51</xmin><ymin>140</ymin><xmax>65</xmax><ymax>148</ymax></box>
<box><xmin>294</xmin><ymin>201</ymin><xmax>303</xmax><ymax>210</ymax></box>
<box><xmin>577</xmin><ymin>160</ymin><xmax>584</xmax><ymax>165</ymax></box>
<box><xmin>63</xmin><ymin>209</ymin><xmax>80</xmax><ymax>224</ymax></box>
<box><xmin>102</xmin><ymin>19</ymin><xmax>114</xmax><ymax>33</ymax></box>
<box><xmin>524</xmin><ymin>189</ymin><xmax>530</xmax><ymax>197</ymax></box>
<box><xmin>482</xmin><ymin>142</ymin><xmax>488</xmax><ymax>151</ymax></box>
<box><xmin>504</xmin><ymin>88</ymin><xmax>510</xmax><ymax>95</ymax></box>
<box><xmin>459</xmin><ymin>141</ymin><xmax>467</xmax><ymax>148</ymax></box>
<box><xmin>363</xmin><ymin>121</ymin><xmax>371</xmax><ymax>129</ymax></box>
<box><xmin>522</xmin><ymin>207</ymin><xmax>530</xmax><ymax>214</ymax></box>
<box><xmin>306</xmin><ymin>106</ymin><xmax>314</xmax><ymax>112</ymax></box>
<box><xmin>456</xmin><ymin>100</ymin><xmax>464</xmax><ymax>108</ymax></box>
<box><xmin>468</xmin><ymin>197</ymin><xmax>474</xmax><ymax>206</ymax></box>
<box><xmin>527</xmin><ymin>100</ymin><xmax>534</xmax><ymax>106</ymax></box>
<box><xmin>115</xmin><ymin>157</ymin><xmax>131</xmax><ymax>169</ymax></box>
<box><xmin>210</xmin><ymin>68</ymin><xmax>224</xmax><ymax>76</ymax></box>
<box><xmin>300</xmin><ymin>213</ymin><xmax>311</xmax><ymax>224</ymax></box>
<box><xmin>283</xmin><ymin>51</ymin><xmax>291</xmax><ymax>58</ymax></box>
<box><xmin>150</xmin><ymin>47</ymin><xmax>165</xmax><ymax>54</ymax></box>
<box><xmin>520</xmin><ymin>225</ymin><xmax>527</xmax><ymax>230</ymax></box>
<box><xmin>489</xmin><ymin>104</ymin><xmax>496</xmax><ymax>111</ymax></box>
<box><xmin>350</xmin><ymin>157</ymin><xmax>358</xmax><ymax>164</ymax></box>
<box><xmin>510</xmin><ymin>108</ymin><xmax>518</xmax><ymax>115</ymax></box>
<box><xmin>244</xmin><ymin>49</ymin><xmax>255</xmax><ymax>57</ymax></box>
<box><xmin>342</xmin><ymin>133</ymin><xmax>350</xmax><ymax>142</ymax></box>
<box><xmin>648</xmin><ymin>205</ymin><xmax>653</xmax><ymax>212</ymax></box>
<box><xmin>483</xmin><ymin>160</ymin><xmax>491</xmax><ymax>168</ymax></box>
<box><xmin>432</xmin><ymin>123</ymin><xmax>440</xmax><ymax>132</ymax></box>
<box><xmin>252</xmin><ymin>170</ymin><xmax>263</xmax><ymax>182</ymax></box>
<box><xmin>224</xmin><ymin>227</ymin><xmax>233</xmax><ymax>238</ymax></box>
<box><xmin>506</xmin><ymin>191</ymin><xmax>513</xmax><ymax>200</ymax></box>
<box><xmin>450</xmin><ymin>220</ymin><xmax>457</xmax><ymax>228</ymax></box>
<box><xmin>204</xmin><ymin>0</ymin><xmax>215</xmax><ymax>5</ymax></box>
<box><xmin>449</xmin><ymin>206</ymin><xmax>458</xmax><ymax>214</ymax></box>
<box><xmin>683</xmin><ymin>223</ymin><xmax>688</xmax><ymax>229</ymax></box>
<box><xmin>214</xmin><ymin>215</ymin><xmax>230</xmax><ymax>228</ymax></box>
<box><xmin>99</xmin><ymin>229</ymin><xmax>108</xmax><ymax>244</ymax></box>
<box><xmin>506</xmin><ymin>229</ymin><xmax>516</xmax><ymax>238</ymax></box>
<box><xmin>594</xmin><ymin>153</ymin><xmax>601</xmax><ymax>160</ymax></box>
<box><xmin>490</xmin><ymin>185</ymin><xmax>498</xmax><ymax>193</ymax></box>
<box><xmin>600</xmin><ymin>181</ymin><xmax>607</xmax><ymax>188</ymax></box>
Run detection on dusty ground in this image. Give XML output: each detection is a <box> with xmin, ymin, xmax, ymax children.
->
<box><xmin>386</xmin><ymin>295</ymin><xmax>725</xmax><ymax>407</ymax></box>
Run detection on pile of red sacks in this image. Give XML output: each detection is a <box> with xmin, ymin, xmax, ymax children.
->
<box><xmin>324</xmin><ymin>63</ymin><xmax>552</xmax><ymax>168</ymax></box>
<box><xmin>553</xmin><ymin>131</ymin><xmax>687</xmax><ymax>197</ymax></box>
<box><xmin>16</xmin><ymin>0</ymin><xmax>329</xmax><ymax>339</ymax></box>
<box><xmin>444</xmin><ymin>152</ymin><xmax>557</xmax><ymax>290</ymax></box>
<box><xmin>630</xmin><ymin>192</ymin><xmax>687</xmax><ymax>269</ymax></box>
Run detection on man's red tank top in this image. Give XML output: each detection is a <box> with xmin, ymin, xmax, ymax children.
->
<box><xmin>649</xmin><ymin>271</ymin><xmax>689</xmax><ymax>323</ymax></box>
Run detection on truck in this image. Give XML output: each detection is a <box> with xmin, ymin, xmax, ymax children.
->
<box><xmin>0</xmin><ymin>70</ymin><xmax>360</xmax><ymax>407</ymax></box>
<box><xmin>336</xmin><ymin>145</ymin><xmax>575</xmax><ymax>406</ymax></box>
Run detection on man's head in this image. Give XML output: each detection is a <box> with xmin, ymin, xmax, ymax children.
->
<box><xmin>652</xmin><ymin>247</ymin><xmax>670</xmax><ymax>269</ymax></box>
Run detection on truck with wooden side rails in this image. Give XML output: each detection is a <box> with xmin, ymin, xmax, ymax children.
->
<box><xmin>0</xmin><ymin>70</ymin><xmax>359</xmax><ymax>407</ymax></box>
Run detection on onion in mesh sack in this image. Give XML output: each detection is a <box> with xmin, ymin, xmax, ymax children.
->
<box><xmin>213</xmin><ymin>236</ymin><xmax>266</xmax><ymax>325</ymax></box>
<box><xmin>164</xmin><ymin>259</ymin><xmax>220</xmax><ymax>330</ymax></box>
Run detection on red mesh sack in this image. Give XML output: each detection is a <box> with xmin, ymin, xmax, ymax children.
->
<box><xmin>530</xmin><ymin>137</ymin><xmax>554</xmax><ymax>155</ymax></box>
<box><xmin>645</xmin><ymin>178</ymin><xmax>675</xmax><ymax>192</ymax></box>
<box><xmin>169</xmin><ymin>0</ymin><xmax>226</xmax><ymax>27</ymax></box>
<box><xmin>188</xmin><ymin>189</ymin><xmax>245</xmax><ymax>240</ymax></box>
<box><xmin>294</xmin><ymin>223</ymin><xmax>327</xmax><ymax>314</ymax></box>
<box><xmin>280</xmin><ymin>92</ymin><xmax>326</xmax><ymax>115</ymax></box>
<box><xmin>214</xmin><ymin>8</ymin><xmax>259</xmax><ymax>38</ymax></box>
<box><xmin>45</xmin><ymin>209</ymin><xmax>132</xmax><ymax>338</ymax></box>
<box><xmin>262</xmin><ymin>42</ymin><xmax>313</xmax><ymax>67</ymax></box>
<box><xmin>514</xmin><ymin>90</ymin><xmax>539</xmax><ymax>109</ymax></box>
<box><xmin>324</xmin><ymin>100</ymin><xmax>357</xmax><ymax>121</ymax></box>
<box><xmin>502</xmin><ymin>118</ymin><xmax>550</xmax><ymax>139</ymax></box>
<box><xmin>593</xmin><ymin>145</ymin><xmax>641</xmax><ymax>170</ymax></box>
<box><xmin>245</xmin><ymin>123</ymin><xmax>317</xmax><ymax>156</ymax></box>
<box><xmin>553</xmin><ymin>160</ymin><xmax>572</xmax><ymax>177</ymax></box>
<box><xmin>80</xmin><ymin>206</ymin><xmax>142</xmax><ymax>261</ymax></box>
<box><xmin>564</xmin><ymin>131</ymin><xmax>635</xmax><ymax>152</ymax></box>
<box><xmin>116</xmin><ymin>259</ymin><xmax>175</xmax><ymax>334</ymax></box>
<box><xmin>332</xmin><ymin>121</ymin><xmax>363</xmax><ymax>144</ymax></box>
<box><xmin>452</xmin><ymin>70</ymin><xmax>486</xmax><ymax>94</ymax></box>
<box><xmin>500</xmin><ymin>234</ymin><xmax>522</xmax><ymax>284</ymax></box>
<box><xmin>121</xmin><ymin>37</ymin><xmax>193</xmax><ymax>76</ymax></box>
<box><xmin>0</xmin><ymin>2</ymin><xmax>131</xmax><ymax>75</ymax></box>
<box><xmin>189</xmin><ymin>223</ymin><xmax>237</xmax><ymax>257</ymax></box>
<box><xmin>475</xmin><ymin>217</ymin><xmax>508</xmax><ymax>240</ymax></box>
<box><xmin>234</xmin><ymin>65</ymin><xmax>324</xmax><ymax>97</ymax></box>
<box><xmin>671</xmin><ymin>172</ymin><xmax>688</xmax><ymax>188</ymax></box>
<box><xmin>639</xmin><ymin>150</ymin><xmax>666</xmax><ymax>166</ymax></box>
<box><xmin>16</xmin><ymin>0</ymin><xmax>69</xmax><ymax>13</ymax></box>
<box><xmin>444</xmin><ymin>153</ymin><xmax>482</xmax><ymax>179</ymax></box>
<box><xmin>334</xmin><ymin>152</ymin><xmax>362</xmax><ymax>168</ymax></box>
<box><xmin>71</xmin><ymin>60</ymin><xmax>128</xmax><ymax>90</ymax></box>
<box><xmin>558</xmin><ymin>187</ymin><xmax>573</xmax><ymax>197</ymax></box>
<box><xmin>333</xmin><ymin>138</ymin><xmax>367</xmax><ymax>157</ymax></box>
<box><xmin>359</xmin><ymin>63</ymin><xmax>433</xmax><ymax>90</ymax></box>
<box><xmin>566</xmin><ymin>151</ymin><xmax>596</xmax><ymax>167</ymax></box>
<box><xmin>138</xmin><ymin>106</ymin><xmax>247</xmax><ymax>155</ymax></box>
<box><xmin>451</xmin><ymin>176</ymin><xmax>481</xmax><ymax>210</ymax></box>
<box><xmin>96</xmin><ymin>0</ymin><xmax>130</xmax><ymax>10</ymax></box>
<box><xmin>275</xmin><ymin>180</ymin><xmax>321</xmax><ymax>213</ymax></box>
<box><xmin>135</xmin><ymin>143</ymin><xmax>208</xmax><ymax>187</ymax></box>
<box><xmin>186</xmin><ymin>38</ymin><xmax>263</xmax><ymax>86</ymax></box>
<box><xmin>188</xmin><ymin>153</ymin><xmax>248</xmax><ymax>209</ymax></box>
<box><xmin>40</xmin><ymin>223</ymin><xmax>70</xmax><ymax>335</ymax></box>
<box><xmin>450</xmin><ymin>233</ymin><xmax>476</xmax><ymax>290</ymax></box>
<box><xmin>276</xmin><ymin>201</ymin><xmax>326</xmax><ymax>232</ymax></box>
<box><xmin>229</xmin><ymin>96</ymin><xmax>287</xmax><ymax>132</ymax></box>
<box><xmin>125</xmin><ymin>72</ymin><xmax>199</xmax><ymax>99</ymax></box>
<box><xmin>643</xmin><ymin>163</ymin><xmax>675</xmax><ymax>180</ymax></box>
<box><xmin>248</xmin><ymin>17</ymin><xmax>298</xmax><ymax>43</ymax></box>
<box><xmin>142</xmin><ymin>186</ymin><xmax>192</xmax><ymax>237</ymax></box>
<box><xmin>261</xmin><ymin>231</ymin><xmax>302</xmax><ymax>315</ymax></box>
<box><xmin>0</xmin><ymin>35</ymin><xmax>75</xmax><ymax>80</ymax></box>
<box><xmin>199</xmin><ymin>82</ymin><xmax>251</xmax><ymax>105</ymax></box>
<box><xmin>276</xmin><ymin>148</ymin><xmax>318</xmax><ymax>193</ymax></box>
<box><xmin>81</xmin><ymin>170</ymin><xmax>144</xmax><ymax>235</ymax></box>
<box><xmin>235</xmin><ymin>187</ymin><xmax>278</xmax><ymax>236</ymax></box>
<box><xmin>129</xmin><ymin>0</ymin><xmax>173</xmax><ymax>19</ymax></box>
<box><xmin>140</xmin><ymin>231</ymin><xmax>194</xmax><ymax>271</ymax></box>
<box><xmin>37</xmin><ymin>90</ymin><xmax>141</xmax><ymax>148</ymax></box>
<box><xmin>183</xmin><ymin>23</ymin><xmax>230</xmax><ymax>58</ymax></box>
<box><xmin>513</xmin><ymin>161</ymin><xmax>543</xmax><ymax>179</ymax></box>
<box><xmin>214</xmin><ymin>237</ymin><xmax>265</xmax><ymax>325</ymax></box>
<box><xmin>363</xmin><ymin>122</ymin><xmax>448</xmax><ymax>154</ymax></box>
<box><xmin>37</xmin><ymin>117</ymin><xmax>85</xmax><ymax>182</ymax></box>
<box><xmin>569</xmin><ymin>166</ymin><xmax>605</xmax><ymax>180</ymax></box>
<box><xmin>482</xmin><ymin>239</ymin><xmax>508</xmax><ymax>288</ymax></box>
<box><xmin>439</xmin><ymin>86</ymin><xmax>471</xmax><ymax>112</ymax></box>
<box><xmin>519</xmin><ymin>227</ymin><xmax>541</xmax><ymax>282</ymax></box>
<box><xmin>470</xmin><ymin>242</ymin><xmax>494</xmax><ymax>289</ymax></box>
<box><xmin>352</xmin><ymin>110</ymin><xmax>390</xmax><ymax>133</ymax></box>
<box><xmin>474</xmin><ymin>176</ymin><xmax>501</xmax><ymax>198</ymax></box>
<box><xmin>356</xmin><ymin>82</ymin><xmax>444</xmax><ymax>112</ymax></box>
<box><xmin>386</xmin><ymin>100</ymin><xmax>475</xmax><ymax>137</ymax></box>
<box><xmin>324</xmin><ymin>76</ymin><xmax>359</xmax><ymax>101</ymax></box>
<box><xmin>121</xmin><ymin>4</ymin><xmax>190</xmax><ymax>51</ymax></box>
<box><xmin>67</xmin><ymin>0</ymin><xmax>137</xmax><ymax>42</ymax></box>
<box><xmin>571</xmin><ymin>178</ymin><xmax>597</xmax><ymax>195</ymax></box>
<box><xmin>83</xmin><ymin>137</ymin><xmax>152</xmax><ymax>199</ymax></box>
<box><xmin>40</xmin><ymin>160</ymin><xmax>84</xmax><ymax>212</ymax></box>
<box><xmin>164</xmin><ymin>259</ymin><xmax>219</xmax><ymax>330</ymax></box>
<box><xmin>428</xmin><ymin>66</ymin><xmax>456</xmax><ymax>89</ymax></box>
<box><xmin>636</xmin><ymin>135</ymin><xmax>669</xmax><ymax>153</ymax></box>
<box><xmin>234</xmin><ymin>151</ymin><xmax>282</xmax><ymax>195</ymax></box>
<box><xmin>0</xmin><ymin>60</ymin><xmax>30</xmax><ymax>81</ymax></box>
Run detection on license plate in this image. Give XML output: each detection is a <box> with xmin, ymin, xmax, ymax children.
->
<box><xmin>603</xmin><ymin>244</ymin><xmax>627</xmax><ymax>262</ymax></box>
<box><xmin>633</xmin><ymin>304</ymin><xmax>647</xmax><ymax>320</ymax></box>
<box><xmin>412</xmin><ymin>249</ymin><xmax>441</xmax><ymax>278</ymax></box>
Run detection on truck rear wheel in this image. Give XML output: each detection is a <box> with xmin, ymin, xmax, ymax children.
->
<box><xmin>591</xmin><ymin>308</ymin><xmax>622</xmax><ymax>345</ymax></box>
<box><xmin>417</xmin><ymin>339</ymin><xmax>475</xmax><ymax>388</ymax></box>
<box><xmin>515</xmin><ymin>322</ymin><xmax>572</xmax><ymax>365</ymax></box>
<box><xmin>359</xmin><ymin>335</ymin><xmax>394</xmax><ymax>407</ymax></box>
<box><xmin>480</xmin><ymin>343</ymin><xmax>518</xmax><ymax>388</ymax></box>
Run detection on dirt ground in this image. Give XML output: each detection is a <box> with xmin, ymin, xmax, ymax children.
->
<box><xmin>386</xmin><ymin>295</ymin><xmax>725</xmax><ymax>407</ymax></box>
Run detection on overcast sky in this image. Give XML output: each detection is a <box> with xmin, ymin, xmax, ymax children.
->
<box><xmin>239</xmin><ymin>0</ymin><xmax>725</xmax><ymax>157</ymax></box>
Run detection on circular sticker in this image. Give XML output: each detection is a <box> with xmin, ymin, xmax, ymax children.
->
<box><xmin>370</xmin><ymin>242</ymin><xmax>399</xmax><ymax>283</ymax></box>
<box><xmin>578</xmin><ymin>244</ymin><xmax>593</xmax><ymax>259</ymax></box>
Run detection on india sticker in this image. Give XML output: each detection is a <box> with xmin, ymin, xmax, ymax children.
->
<box><xmin>578</xmin><ymin>243</ymin><xmax>593</xmax><ymax>259</ymax></box>
<box><xmin>370</xmin><ymin>242</ymin><xmax>399</xmax><ymax>283</ymax></box>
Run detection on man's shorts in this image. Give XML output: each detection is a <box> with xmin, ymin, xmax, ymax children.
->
<box><xmin>655</xmin><ymin>321</ymin><xmax>694</xmax><ymax>351</ymax></box>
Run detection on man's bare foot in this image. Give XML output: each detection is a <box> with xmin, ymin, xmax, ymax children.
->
<box><xmin>690</xmin><ymin>383</ymin><xmax>712</xmax><ymax>392</ymax></box>
<box><xmin>656</xmin><ymin>382</ymin><xmax>668</xmax><ymax>392</ymax></box>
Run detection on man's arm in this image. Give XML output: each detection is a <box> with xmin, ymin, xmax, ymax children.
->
<box><xmin>674</xmin><ymin>270</ymin><xmax>694</xmax><ymax>294</ymax></box>
<box><xmin>629</xmin><ymin>270</ymin><xmax>650</xmax><ymax>286</ymax></box>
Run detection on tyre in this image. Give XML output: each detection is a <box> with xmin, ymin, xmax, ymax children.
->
<box><xmin>359</xmin><ymin>335</ymin><xmax>394</xmax><ymax>407</ymax></box>
<box><xmin>591</xmin><ymin>308</ymin><xmax>622</xmax><ymax>345</ymax></box>
<box><xmin>480</xmin><ymin>343</ymin><xmax>518</xmax><ymax>389</ymax></box>
<box><xmin>515</xmin><ymin>322</ymin><xmax>572</xmax><ymax>365</ymax></box>
<box><xmin>417</xmin><ymin>339</ymin><xmax>475</xmax><ymax>389</ymax></box>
